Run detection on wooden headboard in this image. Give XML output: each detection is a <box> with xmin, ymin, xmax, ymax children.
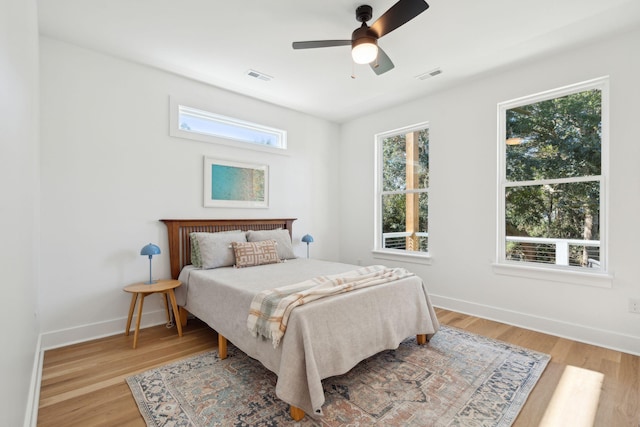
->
<box><xmin>160</xmin><ymin>218</ymin><xmax>296</xmax><ymax>279</ymax></box>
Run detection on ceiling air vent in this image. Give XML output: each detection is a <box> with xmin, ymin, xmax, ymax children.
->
<box><xmin>415</xmin><ymin>68</ymin><xmax>442</xmax><ymax>80</ymax></box>
<box><xmin>246</xmin><ymin>69</ymin><xmax>273</xmax><ymax>82</ymax></box>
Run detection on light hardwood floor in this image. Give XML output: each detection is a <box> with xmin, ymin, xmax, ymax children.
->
<box><xmin>37</xmin><ymin>308</ymin><xmax>640</xmax><ymax>426</ymax></box>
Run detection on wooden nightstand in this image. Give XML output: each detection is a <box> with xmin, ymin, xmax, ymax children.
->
<box><xmin>124</xmin><ymin>279</ymin><xmax>183</xmax><ymax>349</ymax></box>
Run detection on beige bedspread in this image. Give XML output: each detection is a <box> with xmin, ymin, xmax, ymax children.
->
<box><xmin>248</xmin><ymin>265</ymin><xmax>417</xmax><ymax>347</ymax></box>
<box><xmin>176</xmin><ymin>258</ymin><xmax>439</xmax><ymax>416</ymax></box>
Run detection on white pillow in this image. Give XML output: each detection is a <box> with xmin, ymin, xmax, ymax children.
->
<box><xmin>190</xmin><ymin>230</ymin><xmax>247</xmax><ymax>269</ymax></box>
<box><xmin>246</xmin><ymin>229</ymin><xmax>296</xmax><ymax>260</ymax></box>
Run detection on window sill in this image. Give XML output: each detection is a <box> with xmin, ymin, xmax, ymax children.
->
<box><xmin>372</xmin><ymin>249</ymin><xmax>432</xmax><ymax>266</ymax></box>
<box><xmin>492</xmin><ymin>262</ymin><xmax>613</xmax><ymax>288</ymax></box>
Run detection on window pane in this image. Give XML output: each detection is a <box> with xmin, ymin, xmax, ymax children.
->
<box><xmin>382</xmin><ymin>130</ymin><xmax>429</xmax><ymax>192</ymax></box>
<box><xmin>381</xmin><ymin>192</ymin><xmax>428</xmax><ymax>252</ymax></box>
<box><xmin>505</xmin><ymin>181</ymin><xmax>600</xmax><ymax>267</ymax></box>
<box><xmin>180</xmin><ymin>114</ymin><xmax>278</xmax><ymax>147</ymax></box>
<box><xmin>178</xmin><ymin>105</ymin><xmax>286</xmax><ymax>149</ymax></box>
<box><xmin>506</xmin><ymin>89</ymin><xmax>601</xmax><ymax>182</ymax></box>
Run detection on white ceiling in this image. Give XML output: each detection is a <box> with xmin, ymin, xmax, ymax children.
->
<box><xmin>37</xmin><ymin>0</ymin><xmax>640</xmax><ymax>123</ymax></box>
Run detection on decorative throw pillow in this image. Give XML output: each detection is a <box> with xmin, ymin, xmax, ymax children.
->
<box><xmin>246</xmin><ymin>229</ymin><xmax>296</xmax><ymax>260</ymax></box>
<box><xmin>190</xmin><ymin>230</ymin><xmax>247</xmax><ymax>269</ymax></box>
<box><xmin>190</xmin><ymin>235</ymin><xmax>203</xmax><ymax>268</ymax></box>
<box><xmin>232</xmin><ymin>240</ymin><xmax>281</xmax><ymax>268</ymax></box>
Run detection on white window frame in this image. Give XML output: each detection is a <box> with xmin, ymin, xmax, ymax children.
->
<box><xmin>495</xmin><ymin>77</ymin><xmax>612</xmax><ymax>287</ymax></box>
<box><xmin>169</xmin><ymin>97</ymin><xmax>287</xmax><ymax>153</ymax></box>
<box><xmin>373</xmin><ymin>122</ymin><xmax>431</xmax><ymax>263</ymax></box>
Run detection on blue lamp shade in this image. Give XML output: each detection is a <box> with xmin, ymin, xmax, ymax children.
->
<box><xmin>140</xmin><ymin>243</ymin><xmax>161</xmax><ymax>257</ymax></box>
<box><xmin>140</xmin><ymin>243</ymin><xmax>161</xmax><ymax>284</ymax></box>
<box><xmin>301</xmin><ymin>234</ymin><xmax>314</xmax><ymax>258</ymax></box>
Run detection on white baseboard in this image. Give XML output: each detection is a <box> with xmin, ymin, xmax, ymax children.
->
<box><xmin>40</xmin><ymin>309</ymin><xmax>168</xmax><ymax>350</ymax></box>
<box><xmin>430</xmin><ymin>294</ymin><xmax>640</xmax><ymax>356</ymax></box>
<box><xmin>23</xmin><ymin>335</ymin><xmax>42</xmax><ymax>427</ymax></box>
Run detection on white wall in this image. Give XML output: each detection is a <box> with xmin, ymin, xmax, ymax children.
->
<box><xmin>38</xmin><ymin>22</ymin><xmax>640</xmax><ymax>356</ymax></box>
<box><xmin>339</xmin><ymin>26</ymin><xmax>640</xmax><ymax>355</ymax></box>
<box><xmin>38</xmin><ymin>37</ymin><xmax>341</xmax><ymax>347</ymax></box>
<box><xmin>0</xmin><ymin>0</ymin><xmax>40</xmax><ymax>424</ymax></box>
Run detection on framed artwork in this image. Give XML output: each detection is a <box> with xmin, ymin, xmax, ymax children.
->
<box><xmin>203</xmin><ymin>157</ymin><xmax>269</xmax><ymax>208</ymax></box>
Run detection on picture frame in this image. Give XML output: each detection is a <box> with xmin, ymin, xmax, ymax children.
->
<box><xmin>203</xmin><ymin>157</ymin><xmax>269</xmax><ymax>208</ymax></box>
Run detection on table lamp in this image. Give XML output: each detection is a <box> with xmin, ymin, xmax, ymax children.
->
<box><xmin>301</xmin><ymin>234</ymin><xmax>314</xmax><ymax>259</ymax></box>
<box><xmin>140</xmin><ymin>243</ymin><xmax>161</xmax><ymax>284</ymax></box>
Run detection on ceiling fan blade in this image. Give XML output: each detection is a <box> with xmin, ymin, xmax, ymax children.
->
<box><xmin>370</xmin><ymin>47</ymin><xmax>394</xmax><ymax>75</ymax></box>
<box><xmin>370</xmin><ymin>0</ymin><xmax>429</xmax><ymax>38</ymax></box>
<box><xmin>292</xmin><ymin>40</ymin><xmax>351</xmax><ymax>49</ymax></box>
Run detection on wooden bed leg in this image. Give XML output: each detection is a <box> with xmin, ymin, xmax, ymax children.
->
<box><xmin>416</xmin><ymin>334</ymin><xmax>427</xmax><ymax>345</ymax></box>
<box><xmin>290</xmin><ymin>405</ymin><xmax>305</xmax><ymax>421</ymax></box>
<box><xmin>178</xmin><ymin>306</ymin><xmax>189</xmax><ymax>327</ymax></box>
<box><xmin>218</xmin><ymin>334</ymin><xmax>228</xmax><ymax>359</ymax></box>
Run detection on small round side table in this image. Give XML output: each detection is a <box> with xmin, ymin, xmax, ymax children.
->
<box><xmin>123</xmin><ymin>279</ymin><xmax>183</xmax><ymax>349</ymax></box>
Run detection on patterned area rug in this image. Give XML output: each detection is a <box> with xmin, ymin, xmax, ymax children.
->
<box><xmin>126</xmin><ymin>326</ymin><xmax>550</xmax><ymax>426</ymax></box>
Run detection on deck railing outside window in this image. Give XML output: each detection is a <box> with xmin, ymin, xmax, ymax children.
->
<box><xmin>382</xmin><ymin>233</ymin><xmax>600</xmax><ymax>268</ymax></box>
<box><xmin>382</xmin><ymin>232</ymin><xmax>428</xmax><ymax>251</ymax></box>
<box><xmin>505</xmin><ymin>236</ymin><xmax>600</xmax><ymax>269</ymax></box>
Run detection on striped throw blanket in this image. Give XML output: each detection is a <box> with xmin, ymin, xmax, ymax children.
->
<box><xmin>247</xmin><ymin>265</ymin><xmax>415</xmax><ymax>348</ymax></box>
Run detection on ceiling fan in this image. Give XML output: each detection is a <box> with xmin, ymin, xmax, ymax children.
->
<box><xmin>292</xmin><ymin>0</ymin><xmax>429</xmax><ymax>75</ymax></box>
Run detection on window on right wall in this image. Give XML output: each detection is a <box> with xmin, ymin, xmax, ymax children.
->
<box><xmin>497</xmin><ymin>77</ymin><xmax>609</xmax><ymax>274</ymax></box>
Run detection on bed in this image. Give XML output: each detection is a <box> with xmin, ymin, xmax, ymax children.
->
<box><xmin>161</xmin><ymin>218</ymin><xmax>440</xmax><ymax>420</ymax></box>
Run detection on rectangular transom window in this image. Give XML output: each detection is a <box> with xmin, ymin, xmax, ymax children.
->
<box><xmin>170</xmin><ymin>98</ymin><xmax>286</xmax><ymax>151</ymax></box>
<box><xmin>498</xmin><ymin>77</ymin><xmax>608</xmax><ymax>274</ymax></box>
<box><xmin>375</xmin><ymin>123</ymin><xmax>429</xmax><ymax>256</ymax></box>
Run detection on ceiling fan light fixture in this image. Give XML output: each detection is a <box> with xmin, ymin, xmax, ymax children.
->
<box><xmin>352</xmin><ymin>37</ymin><xmax>378</xmax><ymax>64</ymax></box>
<box><xmin>293</xmin><ymin>1</ymin><xmax>430</xmax><ymax>75</ymax></box>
